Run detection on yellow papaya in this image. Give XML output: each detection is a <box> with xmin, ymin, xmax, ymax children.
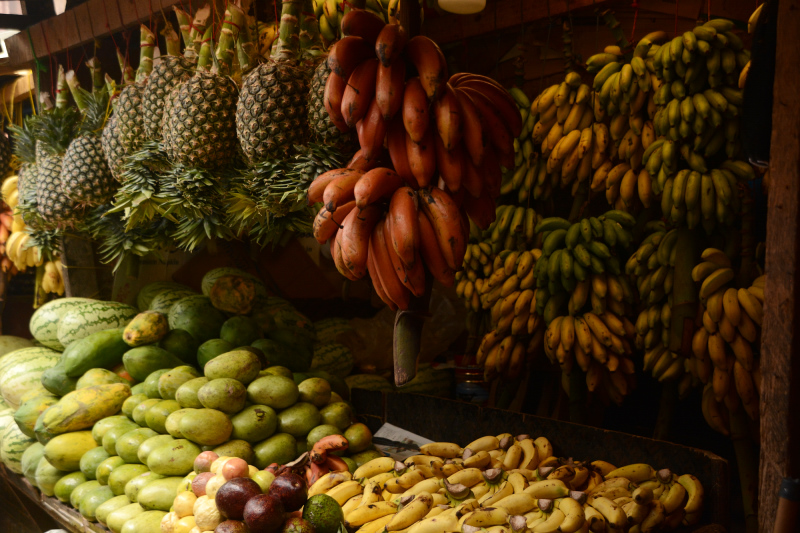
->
<box><xmin>41</xmin><ymin>383</ymin><xmax>131</xmax><ymax>436</ymax></box>
<box><xmin>44</xmin><ymin>431</ymin><xmax>98</xmax><ymax>471</ymax></box>
<box><xmin>123</xmin><ymin>311</ymin><xmax>170</xmax><ymax>347</ymax></box>
<box><xmin>209</xmin><ymin>275</ymin><xmax>257</xmax><ymax>315</ymax></box>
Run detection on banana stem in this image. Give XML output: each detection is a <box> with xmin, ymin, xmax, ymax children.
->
<box><xmin>652</xmin><ymin>380</ymin><xmax>678</xmax><ymax>441</ymax></box>
<box><xmin>65</xmin><ymin>70</ymin><xmax>87</xmax><ymax>112</ymax></box>
<box><xmin>344</xmin><ymin>0</ymin><xmax>366</xmax><ymax>13</ymax></box>
<box><xmin>568</xmin><ymin>187</ymin><xmax>588</xmax><ymax>222</ymax></box>
<box><xmin>598</xmin><ymin>8</ymin><xmax>630</xmax><ymax>50</ymax></box>
<box><xmin>116</xmin><ymin>49</ymin><xmax>135</xmax><ymax>85</ymax></box>
<box><xmin>393</xmin><ymin>281</ymin><xmax>432</xmax><ymax>387</ymax></box>
<box><xmin>562</xmin><ymin>18</ymin><xmax>574</xmax><ymax>73</ymax></box>
<box><xmin>668</xmin><ymin>228</ymin><xmax>699</xmax><ymax>354</ymax></box>
<box><xmin>33</xmin><ymin>264</ymin><xmax>48</xmax><ymax>309</ymax></box>
<box><xmin>174</xmin><ymin>7</ymin><xmax>193</xmax><ymax>51</ymax></box>
<box><xmin>197</xmin><ymin>27</ymin><xmax>214</xmax><ymax>70</ymax></box>
<box><xmin>730</xmin><ymin>408</ymin><xmax>759</xmax><ymax>533</ymax></box>
<box><xmin>237</xmin><ymin>15</ymin><xmax>258</xmax><ymax>73</ymax></box>
<box><xmin>300</xmin><ymin>0</ymin><xmax>323</xmax><ymax>54</ymax></box>
<box><xmin>136</xmin><ymin>25</ymin><xmax>156</xmax><ymax>83</ymax></box>
<box><xmin>162</xmin><ymin>20</ymin><xmax>181</xmax><ymax>57</ymax></box>
<box><xmin>191</xmin><ymin>5</ymin><xmax>212</xmax><ymax>57</ymax></box>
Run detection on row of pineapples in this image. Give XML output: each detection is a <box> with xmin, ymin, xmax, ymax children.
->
<box><xmin>8</xmin><ymin>0</ymin><xmax>379</xmax><ymax>262</ymax></box>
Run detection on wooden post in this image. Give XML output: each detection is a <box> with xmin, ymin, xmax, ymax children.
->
<box><xmin>759</xmin><ymin>0</ymin><xmax>800</xmax><ymax>530</ymax></box>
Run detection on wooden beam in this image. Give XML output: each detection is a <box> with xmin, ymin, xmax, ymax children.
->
<box><xmin>425</xmin><ymin>0</ymin><xmax>609</xmax><ymax>45</ymax></box>
<box><xmin>759</xmin><ymin>0</ymin><xmax>800</xmax><ymax>530</ymax></box>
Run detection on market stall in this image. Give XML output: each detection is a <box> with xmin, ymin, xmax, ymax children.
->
<box><xmin>0</xmin><ymin>0</ymin><xmax>794</xmax><ymax>532</ymax></box>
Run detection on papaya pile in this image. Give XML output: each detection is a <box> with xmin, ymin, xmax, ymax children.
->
<box><xmin>0</xmin><ymin>266</ymin><xmax>386</xmax><ymax>533</ymax></box>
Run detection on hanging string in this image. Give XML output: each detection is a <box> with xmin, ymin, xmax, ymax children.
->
<box><xmin>707</xmin><ymin>0</ymin><xmax>711</xmax><ymax>21</ymax></box>
<box><xmin>40</xmin><ymin>28</ymin><xmax>55</xmax><ymax>96</ymax></box>
<box><xmin>537</xmin><ymin>0</ymin><xmax>554</xmax><ymax>95</ymax></box>
<box><xmin>674</xmin><ymin>0</ymin><xmax>679</xmax><ymax>36</ymax></box>
<box><xmin>630</xmin><ymin>1</ymin><xmax>639</xmax><ymax>42</ymax></box>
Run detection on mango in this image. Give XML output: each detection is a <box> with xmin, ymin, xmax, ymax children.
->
<box><xmin>197</xmin><ymin>339</ymin><xmax>234</xmax><ymax>368</ymax></box>
<box><xmin>121</xmin><ymin>393</ymin><xmax>148</xmax><ymax>420</ymax></box>
<box><xmin>95</xmin><ymin>494</ymin><xmax>132</xmax><ymax>526</ymax></box>
<box><xmin>253</xmin><ymin>433</ymin><xmax>296</xmax><ymax>469</ymax></box>
<box><xmin>157</xmin><ymin>365</ymin><xmax>201</xmax><ymax>400</ymax></box>
<box><xmin>80</xmin><ymin>446</ymin><xmax>111</xmax><ymax>479</ymax></box>
<box><xmin>307</xmin><ymin>425</ymin><xmax>342</xmax><ymax>449</ymax></box>
<box><xmin>197</xmin><ymin>378</ymin><xmax>247</xmax><ymax>414</ymax></box>
<box><xmin>277</xmin><ymin>402</ymin><xmax>321</xmax><ymax>438</ymax></box>
<box><xmin>80</xmin><ymin>485</ymin><xmax>116</xmax><ymax>520</ymax></box>
<box><xmin>319</xmin><ymin>402</ymin><xmax>353</xmax><ymax>430</ymax></box>
<box><xmin>123</xmin><ymin>346</ymin><xmax>185</xmax><ymax>382</ymax></box>
<box><xmin>120</xmin><ymin>510</ymin><xmax>167</xmax><ymax>533</ymax></box>
<box><xmin>211</xmin><ymin>439</ymin><xmax>255</xmax><ymax>464</ymax></box>
<box><xmin>107</xmin><ymin>502</ymin><xmax>145</xmax><ymax>533</ymax></box>
<box><xmin>125</xmin><ymin>471</ymin><xmax>164</xmax><ymax>502</ymax></box>
<box><xmin>102</xmin><ymin>419</ymin><xmax>140</xmax><ymax>455</ymax></box>
<box><xmin>147</xmin><ymin>439</ymin><xmax>201</xmax><ymax>476</ymax></box>
<box><xmin>179</xmin><ymin>408</ymin><xmax>232</xmax><ymax>445</ymax></box>
<box><xmin>92</xmin><ymin>415</ymin><xmax>132</xmax><ymax>444</ymax></box>
<box><xmin>108</xmin><ymin>464</ymin><xmax>150</xmax><ymax>496</ymax></box>
<box><xmin>40</xmin><ymin>383</ymin><xmax>131</xmax><ymax>436</ymax></box>
<box><xmin>53</xmin><ymin>471</ymin><xmax>88</xmax><ymax>502</ymax></box>
<box><xmin>159</xmin><ymin>329</ymin><xmax>199</xmax><ymax>365</ymax></box>
<box><xmin>137</xmin><ymin>434</ymin><xmax>176</xmax><ymax>464</ymax></box>
<box><xmin>123</xmin><ymin>311</ymin><xmax>170</xmax><ymax>347</ymax></box>
<box><xmin>130</xmin><ymin>383</ymin><xmax>146</xmax><ymax>395</ymax></box>
<box><xmin>76</xmin><ymin>368</ymin><xmax>127</xmax><ymax>389</ymax></box>
<box><xmin>137</xmin><ymin>476</ymin><xmax>184</xmax><ymax>511</ymax></box>
<box><xmin>35</xmin><ymin>457</ymin><xmax>68</xmax><ymax>496</ymax></box>
<box><xmin>231</xmin><ymin>404</ymin><xmax>278</xmax><ymax>443</ymax></box>
<box><xmin>44</xmin><ymin>430</ymin><xmax>98</xmax><ymax>471</ymax></box>
<box><xmin>247</xmin><ymin>375</ymin><xmax>299</xmax><ymax>409</ymax></box>
<box><xmin>70</xmin><ymin>480</ymin><xmax>102</xmax><ymax>509</ymax></box>
<box><xmin>143</xmin><ymin>368</ymin><xmax>171</xmax><ymax>399</ymax></box>
<box><xmin>298</xmin><ymin>377</ymin><xmax>331</xmax><ymax>407</ymax></box>
<box><xmin>115</xmin><ymin>428</ymin><xmax>158</xmax><ymax>463</ymax></box>
<box><xmin>164</xmin><ymin>408</ymin><xmax>193</xmax><ymax>438</ymax></box>
<box><xmin>220</xmin><ymin>316</ymin><xmax>262</xmax><ymax>346</ymax></box>
<box><xmin>132</xmin><ymin>398</ymin><xmax>161</xmax><ymax>426</ymax></box>
<box><xmin>23</xmin><ymin>445</ymin><xmax>45</xmax><ymax>485</ymax></box>
<box><xmin>144</xmin><ymin>399</ymin><xmax>181</xmax><ymax>434</ymax></box>
<box><xmin>96</xmin><ymin>456</ymin><xmax>126</xmax><ymax>485</ymax></box>
<box><xmin>204</xmin><ymin>349</ymin><xmax>261</xmax><ymax>384</ymax></box>
<box><xmin>174</xmin><ymin>377</ymin><xmax>209</xmax><ymax>408</ymax></box>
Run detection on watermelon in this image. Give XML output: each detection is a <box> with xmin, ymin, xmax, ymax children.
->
<box><xmin>0</xmin><ymin>336</ymin><xmax>34</xmax><ymax>358</ymax></box>
<box><xmin>315</xmin><ymin>318</ymin><xmax>353</xmax><ymax>344</ymax></box>
<box><xmin>396</xmin><ymin>366</ymin><xmax>453</xmax><ymax>397</ymax></box>
<box><xmin>167</xmin><ymin>296</ymin><xmax>226</xmax><ymax>344</ymax></box>
<box><xmin>2</xmin><ymin>422</ymin><xmax>37</xmax><ymax>474</ymax></box>
<box><xmin>0</xmin><ymin>347</ymin><xmax>61</xmax><ymax>409</ymax></box>
<box><xmin>148</xmin><ymin>288</ymin><xmax>197</xmax><ymax>314</ymax></box>
<box><xmin>136</xmin><ymin>282</ymin><xmax>193</xmax><ymax>312</ymax></box>
<box><xmin>56</xmin><ymin>301</ymin><xmax>138</xmax><ymax>347</ymax></box>
<box><xmin>21</xmin><ymin>442</ymin><xmax>45</xmax><ymax>484</ymax></box>
<box><xmin>345</xmin><ymin>374</ymin><xmax>393</xmax><ymax>393</ymax></box>
<box><xmin>311</xmin><ymin>343</ymin><xmax>355</xmax><ymax>379</ymax></box>
<box><xmin>0</xmin><ymin>407</ymin><xmax>14</xmax><ymax>436</ymax></box>
<box><xmin>201</xmin><ymin>267</ymin><xmax>268</xmax><ymax>298</ymax></box>
<box><xmin>29</xmin><ymin>297</ymin><xmax>96</xmax><ymax>350</ymax></box>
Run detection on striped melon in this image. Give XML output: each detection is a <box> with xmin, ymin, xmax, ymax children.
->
<box><xmin>314</xmin><ymin>318</ymin><xmax>353</xmax><ymax>345</ymax></box>
<box><xmin>345</xmin><ymin>374</ymin><xmax>393</xmax><ymax>393</ymax></box>
<box><xmin>56</xmin><ymin>301</ymin><xmax>138</xmax><ymax>347</ymax></box>
<box><xmin>201</xmin><ymin>267</ymin><xmax>268</xmax><ymax>298</ymax></box>
<box><xmin>148</xmin><ymin>288</ymin><xmax>198</xmax><ymax>314</ymax></box>
<box><xmin>2</xmin><ymin>422</ymin><xmax>36</xmax><ymax>474</ymax></box>
<box><xmin>0</xmin><ymin>347</ymin><xmax>61</xmax><ymax>408</ymax></box>
<box><xmin>0</xmin><ymin>407</ymin><xmax>14</xmax><ymax>436</ymax></box>
<box><xmin>396</xmin><ymin>366</ymin><xmax>452</xmax><ymax>397</ymax></box>
<box><xmin>30</xmin><ymin>297</ymin><xmax>96</xmax><ymax>350</ymax></box>
<box><xmin>311</xmin><ymin>343</ymin><xmax>354</xmax><ymax>379</ymax></box>
<box><xmin>21</xmin><ymin>442</ymin><xmax>45</xmax><ymax>484</ymax></box>
<box><xmin>0</xmin><ymin>336</ymin><xmax>34</xmax><ymax>358</ymax></box>
<box><xmin>136</xmin><ymin>282</ymin><xmax>193</xmax><ymax>311</ymax></box>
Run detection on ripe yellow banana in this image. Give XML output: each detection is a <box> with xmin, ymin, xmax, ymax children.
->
<box><xmin>676</xmin><ymin>474</ymin><xmax>704</xmax><ymax>513</ymax></box>
<box><xmin>583</xmin><ymin>505</ymin><xmax>606</xmax><ymax>532</ymax></box>
<box><xmin>523</xmin><ymin>479</ymin><xmax>570</xmax><ymax>499</ymax></box>
<box><xmin>346</xmin><ymin>501</ymin><xmax>399</xmax><ymax>527</ymax></box>
<box><xmin>532</xmin><ymin>509</ymin><xmax>565</xmax><ymax>533</ymax></box>
<box><xmin>462</xmin><ymin>507</ymin><xmax>510</xmax><ymax>528</ymax></box>
<box><xmin>447</xmin><ymin>467</ymin><xmax>484</xmax><ymax>488</ymax></box>
<box><xmin>356</xmin><ymin>514</ymin><xmax>395</xmax><ymax>533</ymax></box>
<box><xmin>640</xmin><ymin>500</ymin><xmax>666</xmax><ymax>532</ymax></box>
<box><xmin>328</xmin><ymin>480</ymin><xmax>365</xmax><ymax>505</ymax></box>
<box><xmin>659</xmin><ymin>482</ymin><xmax>686</xmax><ymax>514</ymax></box>
<box><xmin>465</xmin><ymin>435</ymin><xmax>500</xmax><ymax>453</ymax></box>
<box><xmin>406</xmin><ymin>511</ymin><xmax>459</xmax><ymax>533</ymax></box>
<box><xmin>605</xmin><ymin>464</ymin><xmax>656</xmax><ymax>484</ymax></box>
<box><xmin>400</xmin><ymin>478</ymin><xmax>442</xmax><ymax>499</ymax></box>
<box><xmin>480</xmin><ymin>481</ymin><xmax>515</xmax><ymax>506</ymax></box>
<box><xmin>355</xmin><ymin>457</ymin><xmax>400</xmax><ymax>479</ymax></box>
<box><xmin>420</xmin><ymin>442</ymin><xmax>462</xmax><ymax>458</ymax></box>
<box><xmin>737</xmin><ymin>288</ymin><xmax>763</xmax><ymax>325</ymax></box>
<box><xmin>555</xmin><ymin>497</ymin><xmax>585</xmax><ymax>533</ymax></box>
<box><xmin>518</xmin><ymin>439</ymin><xmax>539</xmax><ymax>470</ymax></box>
<box><xmin>309</xmin><ymin>472</ymin><xmax>352</xmax><ymax>497</ymax></box>
<box><xmin>494</xmin><ymin>492</ymin><xmax>538</xmax><ymax>514</ymax></box>
<box><xmin>387</xmin><ymin>492</ymin><xmax>433</xmax><ymax>531</ymax></box>
<box><xmin>533</xmin><ymin>437</ymin><xmax>553</xmax><ymax>461</ymax></box>
<box><xmin>360</xmin><ymin>480</ymin><xmax>383</xmax><ymax>507</ymax></box>
<box><xmin>589</xmin><ymin>496</ymin><xmax>627</xmax><ymax>529</ymax></box>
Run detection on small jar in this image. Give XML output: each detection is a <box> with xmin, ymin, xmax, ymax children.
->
<box><xmin>454</xmin><ymin>354</ymin><xmax>490</xmax><ymax>405</ymax></box>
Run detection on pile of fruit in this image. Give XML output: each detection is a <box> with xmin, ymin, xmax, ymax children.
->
<box><xmin>0</xmin><ymin>266</ymin><xmax>396</xmax><ymax>533</ymax></box>
<box><xmin>309</xmin><ymin>434</ymin><xmax>705</xmax><ymax>533</ymax></box>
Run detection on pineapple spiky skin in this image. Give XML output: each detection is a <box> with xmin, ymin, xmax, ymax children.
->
<box><xmin>308</xmin><ymin>60</ymin><xmax>354</xmax><ymax>150</ymax></box>
<box><xmin>142</xmin><ymin>56</ymin><xmax>195</xmax><ymax>141</ymax></box>
<box><xmin>116</xmin><ymin>82</ymin><xmax>145</xmax><ymax>152</ymax></box>
<box><xmin>61</xmin><ymin>135</ymin><xmax>117</xmax><ymax>207</ymax></box>
<box><xmin>35</xmin><ymin>153</ymin><xmax>81</xmax><ymax>228</ymax></box>
<box><xmin>101</xmin><ymin>113</ymin><xmax>126</xmax><ymax>181</ymax></box>
<box><xmin>163</xmin><ymin>71</ymin><xmax>239</xmax><ymax>169</ymax></box>
<box><xmin>236</xmin><ymin>59</ymin><xmax>310</xmax><ymax>165</ymax></box>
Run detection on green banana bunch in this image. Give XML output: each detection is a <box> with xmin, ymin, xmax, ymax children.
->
<box><xmin>314</xmin><ymin>0</ymin><xmax>388</xmax><ymax>43</ymax></box>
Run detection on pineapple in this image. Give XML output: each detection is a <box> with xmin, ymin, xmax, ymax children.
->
<box><xmin>8</xmin><ymin>115</ymin><xmax>39</xmax><ymax>223</ymax></box>
<box><xmin>307</xmin><ymin>60</ymin><xmax>353</xmax><ymax>149</ymax></box>
<box><xmin>163</xmin><ymin>5</ymin><xmax>244</xmax><ymax>169</ymax></box>
<box><xmin>141</xmin><ymin>55</ymin><xmax>195</xmax><ymax>142</ymax></box>
<box><xmin>236</xmin><ymin>0</ymin><xmax>311</xmax><ymax>165</ymax></box>
<box><xmin>101</xmin><ymin>113</ymin><xmax>126</xmax><ymax>181</ymax></box>
<box><xmin>60</xmin><ymin>73</ymin><xmax>116</xmax><ymax>207</ymax></box>
<box><xmin>115</xmin><ymin>26</ymin><xmax>157</xmax><ymax>153</ymax></box>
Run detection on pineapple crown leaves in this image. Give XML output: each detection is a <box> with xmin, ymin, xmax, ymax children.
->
<box><xmin>27</xmin><ymin>227</ymin><xmax>63</xmax><ymax>263</ymax></box>
<box><xmin>87</xmin><ymin>203</ymin><xmax>175</xmax><ymax>269</ymax></box>
<box><xmin>78</xmin><ymin>87</ymin><xmax>111</xmax><ymax>136</ymax></box>
<box><xmin>8</xmin><ymin>115</ymin><xmax>39</xmax><ymax>164</ymax></box>
<box><xmin>33</xmin><ymin>106</ymin><xmax>81</xmax><ymax>156</ymax></box>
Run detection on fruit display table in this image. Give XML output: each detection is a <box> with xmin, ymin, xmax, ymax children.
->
<box><xmin>350</xmin><ymin>389</ymin><xmax>730</xmax><ymax>529</ymax></box>
<box><xmin>1</xmin><ymin>464</ymin><xmax>109</xmax><ymax>533</ymax></box>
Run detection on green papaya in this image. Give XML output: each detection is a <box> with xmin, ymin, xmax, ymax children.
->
<box><xmin>76</xmin><ymin>368</ymin><xmax>127</xmax><ymax>389</ymax></box>
<box><xmin>158</xmin><ymin>329</ymin><xmax>198</xmax><ymax>365</ymax></box>
<box><xmin>61</xmin><ymin>328</ymin><xmax>129</xmax><ymax>378</ymax></box>
<box><xmin>123</xmin><ymin>346</ymin><xmax>184</xmax><ymax>382</ymax></box>
<box><xmin>123</xmin><ymin>311</ymin><xmax>170</xmax><ymax>347</ymax></box>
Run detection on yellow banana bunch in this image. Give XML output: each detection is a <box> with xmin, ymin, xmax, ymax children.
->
<box><xmin>42</xmin><ymin>257</ymin><xmax>65</xmax><ymax>295</ymax></box>
<box><xmin>313</xmin><ymin>0</ymin><xmax>388</xmax><ymax>44</ymax></box>
<box><xmin>1</xmin><ymin>175</ymin><xmax>18</xmax><ymax>209</ymax></box>
<box><xmin>5</xmin><ymin>230</ymin><xmax>43</xmax><ymax>272</ymax></box>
